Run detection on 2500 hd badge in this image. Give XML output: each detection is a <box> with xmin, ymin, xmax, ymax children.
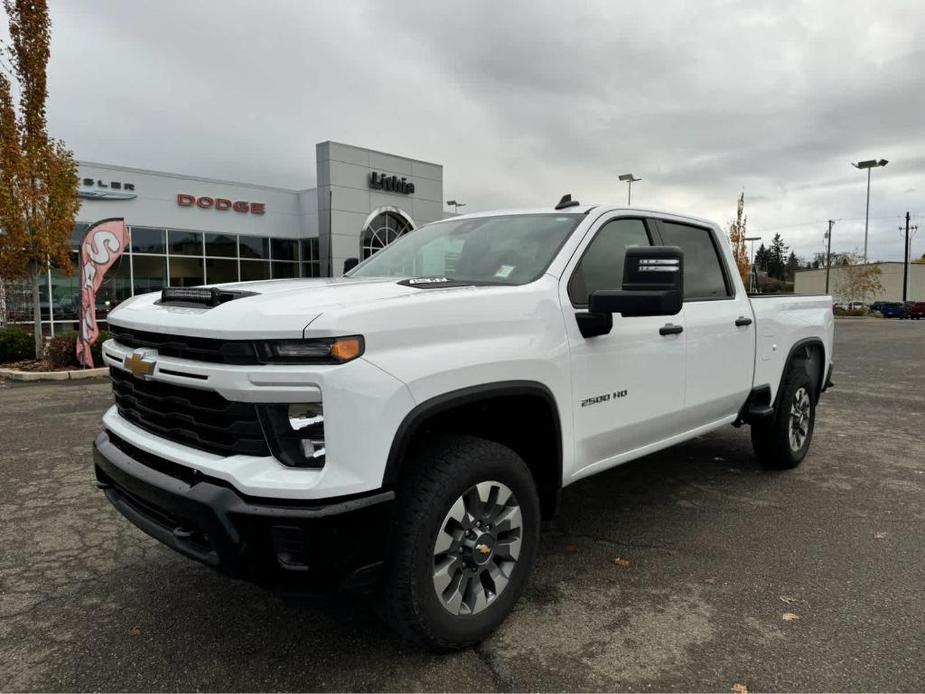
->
<box><xmin>581</xmin><ymin>390</ymin><xmax>628</xmax><ymax>407</ymax></box>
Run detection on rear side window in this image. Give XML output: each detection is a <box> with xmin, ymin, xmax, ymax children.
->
<box><xmin>657</xmin><ymin>222</ymin><xmax>730</xmax><ymax>300</ymax></box>
<box><xmin>568</xmin><ymin>218</ymin><xmax>650</xmax><ymax>305</ymax></box>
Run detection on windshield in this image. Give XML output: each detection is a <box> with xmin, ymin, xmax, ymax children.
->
<box><xmin>347</xmin><ymin>213</ymin><xmax>583</xmax><ymax>285</ymax></box>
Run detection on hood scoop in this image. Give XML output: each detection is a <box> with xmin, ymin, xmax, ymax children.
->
<box><xmin>156</xmin><ymin>286</ymin><xmax>258</xmax><ymax>308</ymax></box>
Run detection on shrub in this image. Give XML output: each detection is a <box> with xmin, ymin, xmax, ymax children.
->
<box><xmin>0</xmin><ymin>327</ymin><xmax>34</xmax><ymax>364</ymax></box>
<box><xmin>45</xmin><ymin>329</ymin><xmax>112</xmax><ymax>369</ymax></box>
<box><xmin>45</xmin><ymin>332</ymin><xmax>79</xmax><ymax>369</ymax></box>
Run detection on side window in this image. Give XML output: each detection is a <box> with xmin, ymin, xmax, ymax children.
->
<box><xmin>657</xmin><ymin>222</ymin><xmax>730</xmax><ymax>300</ymax></box>
<box><xmin>568</xmin><ymin>218</ymin><xmax>650</xmax><ymax>305</ymax></box>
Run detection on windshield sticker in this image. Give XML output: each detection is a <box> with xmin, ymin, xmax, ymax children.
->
<box><xmin>494</xmin><ymin>265</ymin><xmax>516</xmax><ymax>279</ymax></box>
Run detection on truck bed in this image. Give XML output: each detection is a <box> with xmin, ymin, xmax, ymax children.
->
<box><xmin>750</xmin><ymin>294</ymin><xmax>835</xmax><ymax>401</ymax></box>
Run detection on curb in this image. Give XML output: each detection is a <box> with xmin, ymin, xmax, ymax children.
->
<box><xmin>0</xmin><ymin>366</ymin><xmax>108</xmax><ymax>382</ymax></box>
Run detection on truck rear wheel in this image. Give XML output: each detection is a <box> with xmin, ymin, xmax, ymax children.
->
<box><xmin>383</xmin><ymin>435</ymin><xmax>540</xmax><ymax>650</ymax></box>
<box><xmin>751</xmin><ymin>362</ymin><xmax>816</xmax><ymax>469</ymax></box>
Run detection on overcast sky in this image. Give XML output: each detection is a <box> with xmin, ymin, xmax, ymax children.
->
<box><xmin>32</xmin><ymin>0</ymin><xmax>925</xmax><ymax>261</ymax></box>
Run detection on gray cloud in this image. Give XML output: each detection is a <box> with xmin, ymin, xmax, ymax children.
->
<box><xmin>26</xmin><ymin>0</ymin><xmax>925</xmax><ymax>261</ymax></box>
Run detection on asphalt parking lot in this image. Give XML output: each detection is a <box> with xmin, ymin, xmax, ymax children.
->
<box><xmin>1</xmin><ymin>319</ymin><xmax>923</xmax><ymax>692</ymax></box>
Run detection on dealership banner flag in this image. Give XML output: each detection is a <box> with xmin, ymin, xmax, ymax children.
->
<box><xmin>76</xmin><ymin>218</ymin><xmax>129</xmax><ymax>368</ymax></box>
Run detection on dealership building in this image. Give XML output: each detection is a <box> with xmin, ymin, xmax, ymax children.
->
<box><xmin>2</xmin><ymin>141</ymin><xmax>446</xmax><ymax>336</ymax></box>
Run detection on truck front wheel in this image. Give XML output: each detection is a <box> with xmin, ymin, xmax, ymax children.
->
<box><xmin>383</xmin><ymin>435</ymin><xmax>540</xmax><ymax>650</ymax></box>
<box><xmin>750</xmin><ymin>363</ymin><xmax>816</xmax><ymax>469</ymax></box>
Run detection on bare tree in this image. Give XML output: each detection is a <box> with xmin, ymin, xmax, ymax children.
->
<box><xmin>833</xmin><ymin>252</ymin><xmax>883</xmax><ymax>305</ymax></box>
<box><xmin>727</xmin><ymin>191</ymin><xmax>749</xmax><ymax>284</ymax></box>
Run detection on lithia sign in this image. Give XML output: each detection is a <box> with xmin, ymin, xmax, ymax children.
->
<box><xmin>369</xmin><ymin>172</ymin><xmax>415</xmax><ymax>195</ymax></box>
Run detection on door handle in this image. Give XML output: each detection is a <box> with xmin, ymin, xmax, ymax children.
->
<box><xmin>735</xmin><ymin>316</ymin><xmax>753</xmax><ymax>327</ymax></box>
<box><xmin>659</xmin><ymin>324</ymin><xmax>683</xmax><ymax>336</ymax></box>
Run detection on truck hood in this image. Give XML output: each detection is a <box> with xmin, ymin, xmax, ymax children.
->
<box><xmin>106</xmin><ymin>277</ymin><xmax>434</xmax><ymax>339</ymax></box>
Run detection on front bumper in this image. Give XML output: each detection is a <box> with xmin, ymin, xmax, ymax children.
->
<box><xmin>93</xmin><ymin>431</ymin><xmax>394</xmax><ymax>595</ymax></box>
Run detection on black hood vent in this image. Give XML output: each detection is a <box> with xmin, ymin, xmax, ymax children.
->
<box><xmin>156</xmin><ymin>287</ymin><xmax>257</xmax><ymax>308</ymax></box>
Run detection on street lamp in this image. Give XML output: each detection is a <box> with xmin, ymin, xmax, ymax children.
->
<box><xmin>446</xmin><ymin>200</ymin><xmax>466</xmax><ymax>214</ymax></box>
<box><xmin>618</xmin><ymin>173</ymin><xmax>641</xmax><ymax>206</ymax></box>
<box><xmin>851</xmin><ymin>158</ymin><xmax>888</xmax><ymax>263</ymax></box>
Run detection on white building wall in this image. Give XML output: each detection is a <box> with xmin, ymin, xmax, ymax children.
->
<box><xmin>794</xmin><ymin>262</ymin><xmax>925</xmax><ymax>302</ymax></box>
<box><xmin>315</xmin><ymin>141</ymin><xmax>444</xmax><ymax>276</ymax></box>
<box><xmin>77</xmin><ymin>162</ymin><xmax>305</xmax><ymax>238</ymax></box>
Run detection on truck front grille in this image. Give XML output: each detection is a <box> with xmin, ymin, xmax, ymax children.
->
<box><xmin>110</xmin><ymin>367</ymin><xmax>270</xmax><ymax>457</ymax></box>
<box><xmin>109</xmin><ymin>326</ymin><xmax>260</xmax><ymax>365</ymax></box>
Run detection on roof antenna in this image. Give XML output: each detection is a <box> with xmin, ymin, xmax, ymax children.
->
<box><xmin>555</xmin><ymin>193</ymin><xmax>580</xmax><ymax>210</ymax></box>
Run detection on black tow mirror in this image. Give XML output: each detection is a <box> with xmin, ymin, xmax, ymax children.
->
<box><xmin>343</xmin><ymin>257</ymin><xmax>359</xmax><ymax>273</ymax></box>
<box><xmin>578</xmin><ymin>246</ymin><xmax>683</xmax><ymax>337</ymax></box>
<box><xmin>590</xmin><ymin>246</ymin><xmax>683</xmax><ymax>316</ymax></box>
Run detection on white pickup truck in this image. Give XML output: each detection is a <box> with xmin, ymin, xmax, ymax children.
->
<box><xmin>94</xmin><ymin>198</ymin><xmax>834</xmax><ymax>649</ymax></box>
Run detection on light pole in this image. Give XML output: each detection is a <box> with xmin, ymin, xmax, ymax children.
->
<box><xmin>446</xmin><ymin>200</ymin><xmax>466</xmax><ymax>214</ymax></box>
<box><xmin>851</xmin><ymin>158</ymin><xmax>888</xmax><ymax>263</ymax></box>
<box><xmin>745</xmin><ymin>236</ymin><xmax>761</xmax><ymax>293</ymax></box>
<box><xmin>824</xmin><ymin>220</ymin><xmax>834</xmax><ymax>295</ymax></box>
<box><xmin>900</xmin><ymin>213</ymin><xmax>918</xmax><ymax>302</ymax></box>
<box><xmin>618</xmin><ymin>173</ymin><xmax>641</xmax><ymax>206</ymax></box>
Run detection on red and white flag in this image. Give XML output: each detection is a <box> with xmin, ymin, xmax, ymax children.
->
<box><xmin>76</xmin><ymin>218</ymin><xmax>129</xmax><ymax>367</ymax></box>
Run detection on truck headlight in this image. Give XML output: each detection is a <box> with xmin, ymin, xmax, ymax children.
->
<box><xmin>256</xmin><ymin>402</ymin><xmax>326</xmax><ymax>468</ymax></box>
<box><xmin>255</xmin><ymin>336</ymin><xmax>364</xmax><ymax>364</ymax></box>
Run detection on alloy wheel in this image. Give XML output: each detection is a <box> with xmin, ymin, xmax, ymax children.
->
<box><xmin>432</xmin><ymin>481</ymin><xmax>522</xmax><ymax>616</ymax></box>
<box><xmin>788</xmin><ymin>386</ymin><xmax>811</xmax><ymax>451</ymax></box>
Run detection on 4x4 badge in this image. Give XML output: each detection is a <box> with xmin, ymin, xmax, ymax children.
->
<box><xmin>124</xmin><ymin>349</ymin><xmax>157</xmax><ymax>379</ymax></box>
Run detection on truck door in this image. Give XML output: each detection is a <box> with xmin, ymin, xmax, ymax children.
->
<box><xmin>561</xmin><ymin>215</ymin><xmax>687</xmax><ymax>479</ymax></box>
<box><xmin>653</xmin><ymin>220</ymin><xmax>754</xmax><ymax>428</ymax></box>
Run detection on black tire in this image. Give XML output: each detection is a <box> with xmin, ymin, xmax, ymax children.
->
<box><xmin>751</xmin><ymin>361</ymin><xmax>816</xmax><ymax>469</ymax></box>
<box><xmin>382</xmin><ymin>434</ymin><xmax>540</xmax><ymax>650</ymax></box>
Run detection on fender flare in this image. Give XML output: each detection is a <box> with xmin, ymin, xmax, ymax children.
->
<box><xmin>775</xmin><ymin>337</ymin><xmax>827</xmax><ymax>408</ymax></box>
<box><xmin>381</xmin><ymin>381</ymin><xmax>563</xmax><ymax>496</ymax></box>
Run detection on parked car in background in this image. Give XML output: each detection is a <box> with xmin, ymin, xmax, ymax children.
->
<box><xmin>903</xmin><ymin>302</ymin><xmax>925</xmax><ymax>319</ymax></box>
<box><xmin>869</xmin><ymin>301</ymin><xmax>887</xmax><ymax>313</ymax></box>
<box><xmin>878</xmin><ymin>302</ymin><xmax>905</xmax><ymax>318</ymax></box>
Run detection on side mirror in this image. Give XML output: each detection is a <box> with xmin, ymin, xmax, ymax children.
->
<box><xmin>343</xmin><ymin>257</ymin><xmax>359</xmax><ymax>273</ymax></box>
<box><xmin>578</xmin><ymin>246</ymin><xmax>683</xmax><ymax>337</ymax></box>
<box><xmin>589</xmin><ymin>246</ymin><xmax>683</xmax><ymax>317</ymax></box>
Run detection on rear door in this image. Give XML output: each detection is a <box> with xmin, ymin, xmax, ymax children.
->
<box><xmin>561</xmin><ymin>214</ymin><xmax>687</xmax><ymax>478</ymax></box>
<box><xmin>653</xmin><ymin>219</ymin><xmax>754</xmax><ymax>428</ymax></box>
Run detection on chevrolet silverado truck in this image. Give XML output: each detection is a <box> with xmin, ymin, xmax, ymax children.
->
<box><xmin>93</xmin><ymin>197</ymin><xmax>834</xmax><ymax>649</ymax></box>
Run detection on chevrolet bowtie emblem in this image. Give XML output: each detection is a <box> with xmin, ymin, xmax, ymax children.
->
<box><xmin>124</xmin><ymin>349</ymin><xmax>157</xmax><ymax>379</ymax></box>
<box><xmin>476</xmin><ymin>544</ymin><xmax>491</xmax><ymax>556</ymax></box>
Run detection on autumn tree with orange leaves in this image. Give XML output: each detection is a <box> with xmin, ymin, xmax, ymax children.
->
<box><xmin>0</xmin><ymin>0</ymin><xmax>79</xmax><ymax>357</ymax></box>
<box><xmin>728</xmin><ymin>191</ymin><xmax>750</xmax><ymax>286</ymax></box>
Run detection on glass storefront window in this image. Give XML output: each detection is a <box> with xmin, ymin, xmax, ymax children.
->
<box><xmin>130</xmin><ymin>227</ymin><xmax>166</xmax><ymax>254</ymax></box>
<box><xmin>239</xmin><ymin>236</ymin><xmax>269</xmax><ymax>259</ymax></box>
<box><xmin>97</xmin><ymin>258</ymin><xmax>132</xmax><ymax>317</ymax></box>
<box><xmin>205</xmin><ymin>233</ymin><xmax>237</xmax><ymax>257</ymax></box>
<box><xmin>302</xmin><ymin>262</ymin><xmax>321</xmax><ymax>278</ymax></box>
<box><xmin>302</xmin><ymin>237</ymin><xmax>319</xmax><ymax>260</ymax></box>
<box><xmin>240</xmin><ymin>260</ymin><xmax>270</xmax><ymax>281</ymax></box>
<box><xmin>132</xmin><ymin>255</ymin><xmax>167</xmax><ymax>296</ymax></box>
<box><xmin>169</xmin><ymin>256</ymin><xmax>204</xmax><ymax>287</ymax></box>
<box><xmin>271</xmin><ymin>238</ymin><xmax>298</xmax><ymax>261</ymax></box>
<box><xmin>32</xmin><ymin>222</ymin><xmax>330</xmax><ymax>335</ymax></box>
<box><xmin>205</xmin><ymin>258</ymin><xmax>238</xmax><ymax>284</ymax></box>
<box><xmin>168</xmin><ymin>230</ymin><xmax>203</xmax><ymax>256</ymax></box>
<box><xmin>271</xmin><ymin>262</ymin><xmax>298</xmax><ymax>279</ymax></box>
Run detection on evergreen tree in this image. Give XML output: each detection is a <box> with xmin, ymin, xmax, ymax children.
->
<box><xmin>767</xmin><ymin>233</ymin><xmax>789</xmax><ymax>280</ymax></box>
<box><xmin>785</xmin><ymin>251</ymin><xmax>800</xmax><ymax>282</ymax></box>
<box><xmin>753</xmin><ymin>243</ymin><xmax>769</xmax><ymax>272</ymax></box>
